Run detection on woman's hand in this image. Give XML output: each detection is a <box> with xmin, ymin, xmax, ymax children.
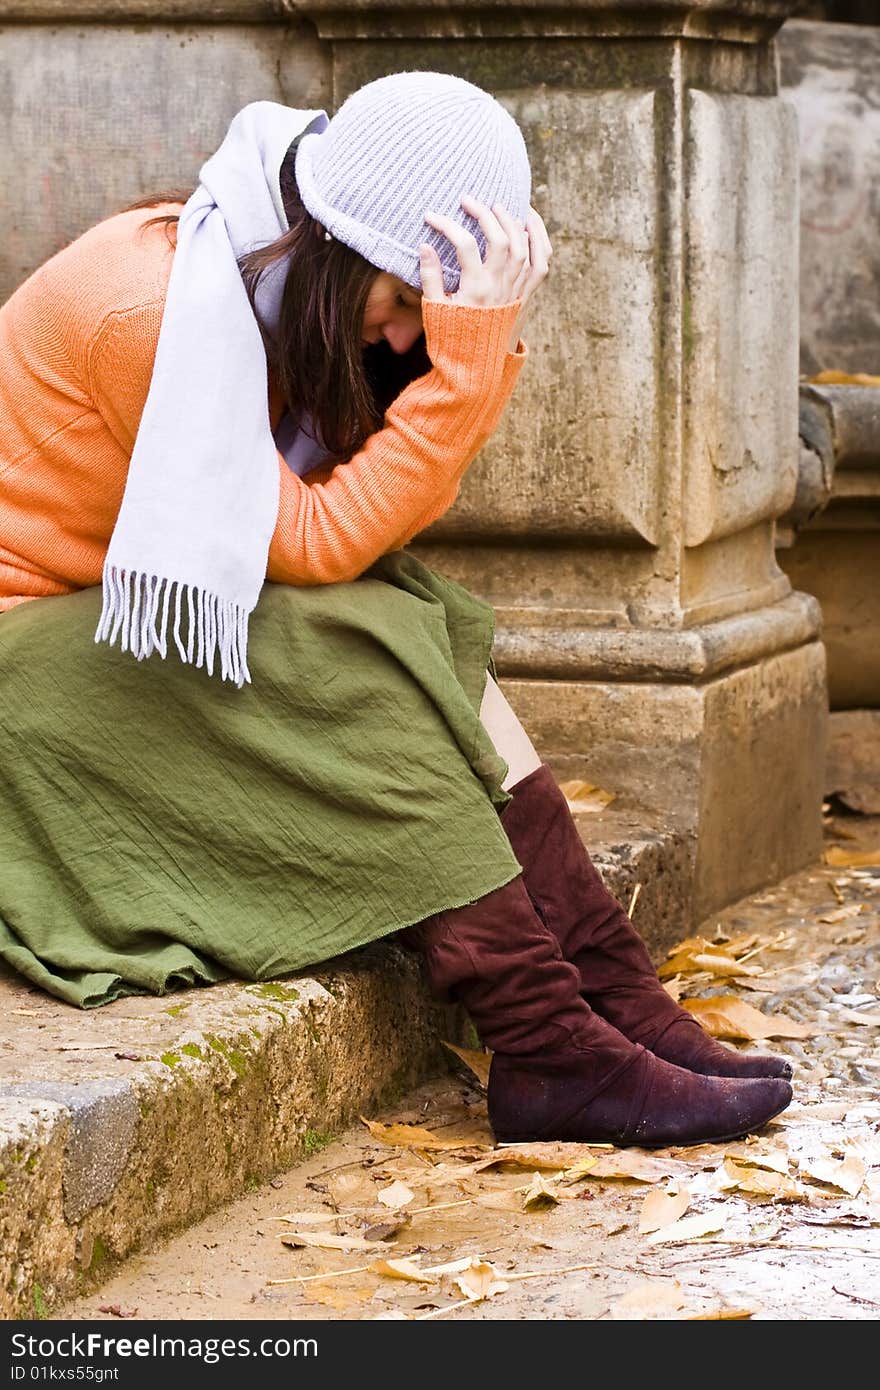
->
<box><xmin>421</xmin><ymin>196</ymin><xmax>552</xmax><ymax>351</ymax></box>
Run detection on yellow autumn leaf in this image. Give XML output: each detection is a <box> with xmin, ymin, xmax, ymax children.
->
<box><xmin>688</xmin><ymin>1308</ymin><xmax>755</xmax><ymax>1320</ymax></box>
<box><xmin>823</xmin><ymin>846</ymin><xmax>880</xmax><ymax>868</ymax></box>
<box><xmin>638</xmin><ymin>1185</ymin><xmax>691</xmax><ymax>1234</ymax></box>
<box><xmin>522</xmin><ymin>1173</ymin><xmax>560</xmax><ymax>1210</ymax></box>
<box><xmin>454</xmin><ymin>1260</ymin><xmax>509</xmax><ymax>1303</ymax></box>
<box><xmin>442</xmin><ymin>1041</ymin><xmax>492</xmax><ymax>1088</ymax></box>
<box><xmin>682</xmin><ymin>995</ymin><xmax>816</xmax><ymax>1040</ymax></box>
<box><xmin>558</xmin><ymin>780</ymin><xmax>616</xmax><ymax>813</ymax></box>
<box><xmin>659</xmin><ymin>947</ymin><xmax>761</xmax><ymax>980</ymax></box>
<box><xmin>718</xmin><ymin>1159</ymin><xmax>804</xmax><ymax>1201</ymax></box>
<box><xmin>371</xmin><ymin>1257</ymin><xmax>435</xmax><ymax>1283</ymax></box>
<box><xmin>722</xmin><ymin>1143</ymin><xmax>791</xmax><ymax>1174</ymax></box>
<box><xmin>808</xmin><ymin>369</ymin><xmax>880</xmax><ymax>387</ymax></box>
<box><xmin>360</xmin><ymin>1117</ymin><xmax>491</xmax><ymax>1151</ymax></box>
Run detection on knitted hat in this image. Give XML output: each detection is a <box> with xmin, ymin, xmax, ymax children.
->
<box><xmin>294</xmin><ymin>71</ymin><xmax>531</xmax><ymax>294</ymax></box>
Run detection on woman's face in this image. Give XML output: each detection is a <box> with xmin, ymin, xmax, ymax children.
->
<box><xmin>362</xmin><ymin>273</ymin><xmax>424</xmax><ymax>354</ymax></box>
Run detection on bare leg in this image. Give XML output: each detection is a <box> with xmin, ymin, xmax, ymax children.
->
<box><xmin>479</xmin><ymin>673</ymin><xmax>542</xmax><ymax>790</ymax></box>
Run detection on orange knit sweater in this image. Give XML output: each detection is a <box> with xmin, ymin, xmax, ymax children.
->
<box><xmin>0</xmin><ymin>207</ymin><xmax>526</xmax><ymax>610</ymax></box>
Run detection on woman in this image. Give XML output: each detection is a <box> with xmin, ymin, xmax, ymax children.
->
<box><xmin>0</xmin><ymin>71</ymin><xmax>792</xmax><ymax>1147</ymax></box>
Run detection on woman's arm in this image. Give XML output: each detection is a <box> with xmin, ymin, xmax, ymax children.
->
<box><xmin>268</xmin><ymin>301</ymin><xmax>525</xmax><ymax>584</ymax></box>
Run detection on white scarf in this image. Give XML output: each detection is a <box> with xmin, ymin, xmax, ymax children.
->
<box><xmin>95</xmin><ymin>101</ymin><xmax>329</xmax><ymax>686</ymax></box>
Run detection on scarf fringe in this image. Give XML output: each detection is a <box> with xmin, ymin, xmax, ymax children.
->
<box><xmin>94</xmin><ymin>569</ymin><xmax>251</xmax><ymax>687</ymax></box>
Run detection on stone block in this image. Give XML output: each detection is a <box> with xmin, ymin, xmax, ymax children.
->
<box><xmin>500</xmin><ymin>636</ymin><xmax>827</xmax><ymax>919</ymax></box>
<box><xmin>0</xmin><ymin>21</ymin><xmax>330</xmax><ymax>302</ymax></box>
<box><xmin>683</xmin><ymin>90</ymin><xmax>800</xmax><ymax>546</ymax></box>
<box><xmin>778</xmin><ymin>18</ymin><xmax>880</xmax><ymax>377</ymax></box>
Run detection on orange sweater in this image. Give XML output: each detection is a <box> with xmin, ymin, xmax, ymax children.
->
<box><xmin>0</xmin><ymin>207</ymin><xmax>525</xmax><ymax>610</ymax></box>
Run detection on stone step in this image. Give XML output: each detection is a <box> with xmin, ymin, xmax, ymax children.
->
<box><xmin>0</xmin><ymin>812</ymin><xmax>690</xmax><ymax>1318</ymax></box>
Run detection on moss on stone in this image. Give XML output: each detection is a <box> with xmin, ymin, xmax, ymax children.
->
<box><xmin>302</xmin><ymin>1129</ymin><xmax>333</xmax><ymax>1158</ymax></box>
<box><xmin>247</xmin><ymin>981</ymin><xmax>300</xmax><ymax>1002</ymax></box>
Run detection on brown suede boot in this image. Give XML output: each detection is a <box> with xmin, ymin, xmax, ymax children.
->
<box><xmin>400</xmin><ymin>874</ymin><xmax>792</xmax><ymax>1147</ymax></box>
<box><xmin>499</xmin><ymin>764</ymin><xmax>793</xmax><ymax>1082</ymax></box>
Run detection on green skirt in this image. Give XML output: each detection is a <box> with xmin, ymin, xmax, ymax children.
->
<box><xmin>0</xmin><ymin>553</ymin><xmax>521</xmax><ymax>1008</ymax></box>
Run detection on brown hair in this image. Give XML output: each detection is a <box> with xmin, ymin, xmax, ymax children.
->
<box><xmin>128</xmin><ymin>147</ymin><xmax>429</xmax><ymax>463</ymax></box>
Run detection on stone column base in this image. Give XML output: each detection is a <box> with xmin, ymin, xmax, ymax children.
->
<box><xmin>500</xmin><ymin>638</ymin><xmax>828</xmax><ymax>922</ymax></box>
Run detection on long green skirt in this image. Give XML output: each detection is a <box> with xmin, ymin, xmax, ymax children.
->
<box><xmin>0</xmin><ymin>553</ymin><xmax>521</xmax><ymax>1008</ymax></box>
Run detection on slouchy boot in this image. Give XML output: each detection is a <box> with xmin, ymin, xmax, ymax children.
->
<box><xmin>399</xmin><ymin>875</ymin><xmax>791</xmax><ymax>1146</ymax></box>
<box><xmin>499</xmin><ymin>764</ymin><xmax>793</xmax><ymax>1082</ymax></box>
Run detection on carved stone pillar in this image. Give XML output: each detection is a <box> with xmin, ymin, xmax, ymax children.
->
<box><xmin>302</xmin><ymin>0</ymin><xmax>827</xmax><ymax>919</ymax></box>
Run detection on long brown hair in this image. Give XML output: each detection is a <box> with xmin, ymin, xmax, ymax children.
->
<box><xmin>128</xmin><ymin>145</ymin><xmax>429</xmax><ymax>463</ymax></box>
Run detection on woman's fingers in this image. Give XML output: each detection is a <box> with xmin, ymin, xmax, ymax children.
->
<box><xmin>515</xmin><ymin>206</ymin><xmax>552</xmax><ymax>309</ymax></box>
<box><xmin>423</xmin><ymin>209</ymin><xmax>485</xmax><ymax>296</ymax></box>
<box><xmin>492</xmin><ymin>202</ymin><xmax>531</xmax><ymax>300</ymax></box>
<box><xmin>418</xmin><ymin>242</ymin><xmax>447</xmax><ymax>302</ymax></box>
<box><xmin>422</xmin><ymin>197</ymin><xmax>534</xmax><ymax>306</ymax></box>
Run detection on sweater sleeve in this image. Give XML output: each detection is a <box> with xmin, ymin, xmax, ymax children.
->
<box><xmin>388</xmin><ymin>340</ymin><xmax>527</xmax><ymax>548</ymax></box>
<box><xmin>267</xmin><ymin>300</ymin><xmax>526</xmax><ymax>585</ymax></box>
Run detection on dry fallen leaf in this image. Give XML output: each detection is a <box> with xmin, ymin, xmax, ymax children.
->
<box><xmin>558</xmin><ymin>780</ymin><xmax>616</xmax><ymax>813</ymax></box>
<box><xmin>808</xmin><ymin>369</ymin><xmax>880</xmax><ymax>386</ymax></box>
<box><xmin>280</xmin><ymin>1231</ymin><xmax>387</xmax><ymax>1253</ymax></box>
<box><xmin>275</xmin><ymin>1210</ymin><xmax>340</xmax><ymax>1227</ymax></box>
<box><xmin>638</xmin><ymin>1185</ymin><xmax>691</xmax><ymax>1234</ymax></box>
<box><xmin>522</xmin><ymin>1172</ymin><xmax>561</xmax><ymax>1210</ymax></box>
<box><xmin>722</xmin><ymin>1143</ymin><xmax>791</xmax><ymax>1175</ymax></box>
<box><xmin>583</xmin><ymin>1151</ymin><xmax>696</xmax><ymax>1184</ymax></box>
<box><xmin>362</xmin><ymin>1214</ymin><xmax>412</xmax><ymax>1242</ymax></box>
<box><xmin>371</xmin><ymin>1257</ymin><xmax>434</xmax><ymax>1283</ymax></box>
<box><xmin>818</xmin><ymin>904</ymin><xmax>865</xmax><ymax>924</ymax></box>
<box><xmin>610</xmin><ymin>1279</ymin><xmax>689</xmax><ymax>1320</ymax></box>
<box><xmin>687</xmin><ymin>1308</ymin><xmax>755</xmax><ymax>1321</ymax></box>
<box><xmin>326</xmin><ymin>1171</ymin><xmax>378</xmax><ymax>1208</ymax></box>
<box><xmin>98</xmin><ymin>1305</ymin><xmax>138</xmax><ymax>1319</ymax></box>
<box><xmin>645</xmin><ymin>1212</ymin><xmax>727</xmax><ymax>1245</ymax></box>
<box><xmin>376</xmin><ymin>1180</ymin><xmax>415</xmax><ymax>1211</ymax></box>
<box><xmin>797</xmin><ymin>1154</ymin><xmax>866</xmax><ymax>1199</ymax></box>
<box><xmin>476</xmin><ymin>1141</ymin><xmax>612</xmax><ymax>1173</ymax></box>
<box><xmin>474</xmin><ymin>1189</ymin><xmax>530</xmax><ymax>1213</ymax></box>
<box><xmin>454</xmin><ymin>1260</ymin><xmax>510</xmax><ymax>1303</ymax></box>
<box><xmin>441</xmin><ymin>1041</ymin><xmax>492</xmax><ymax>1088</ymax></box>
<box><xmin>682</xmin><ymin>995</ymin><xmax>816</xmax><ymax>1041</ymax></box>
<box><xmin>659</xmin><ymin>946</ymin><xmax>762</xmax><ymax>980</ymax></box>
<box><xmin>717</xmin><ymin>1159</ymin><xmax>804</xmax><ymax>1201</ymax></box>
<box><xmin>360</xmin><ymin>1118</ymin><xmax>491</xmax><ymax>1151</ymax></box>
<box><xmin>823</xmin><ymin>846</ymin><xmax>880</xmax><ymax>868</ymax></box>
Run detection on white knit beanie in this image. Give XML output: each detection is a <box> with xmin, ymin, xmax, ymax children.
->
<box><xmin>294</xmin><ymin>71</ymin><xmax>532</xmax><ymax>294</ymax></box>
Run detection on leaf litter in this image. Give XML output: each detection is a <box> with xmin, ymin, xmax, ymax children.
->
<box><xmin>68</xmin><ymin>857</ymin><xmax>878</xmax><ymax>1323</ymax></box>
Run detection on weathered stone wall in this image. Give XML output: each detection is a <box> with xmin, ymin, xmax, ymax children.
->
<box><xmin>776</xmin><ymin>20</ymin><xmax>880</xmax><ymax>710</ymax></box>
<box><xmin>778</xmin><ymin>19</ymin><xmax>880</xmax><ymax>376</ymax></box>
<box><xmin>0</xmin><ymin>8</ymin><xmax>330</xmax><ymax>302</ymax></box>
